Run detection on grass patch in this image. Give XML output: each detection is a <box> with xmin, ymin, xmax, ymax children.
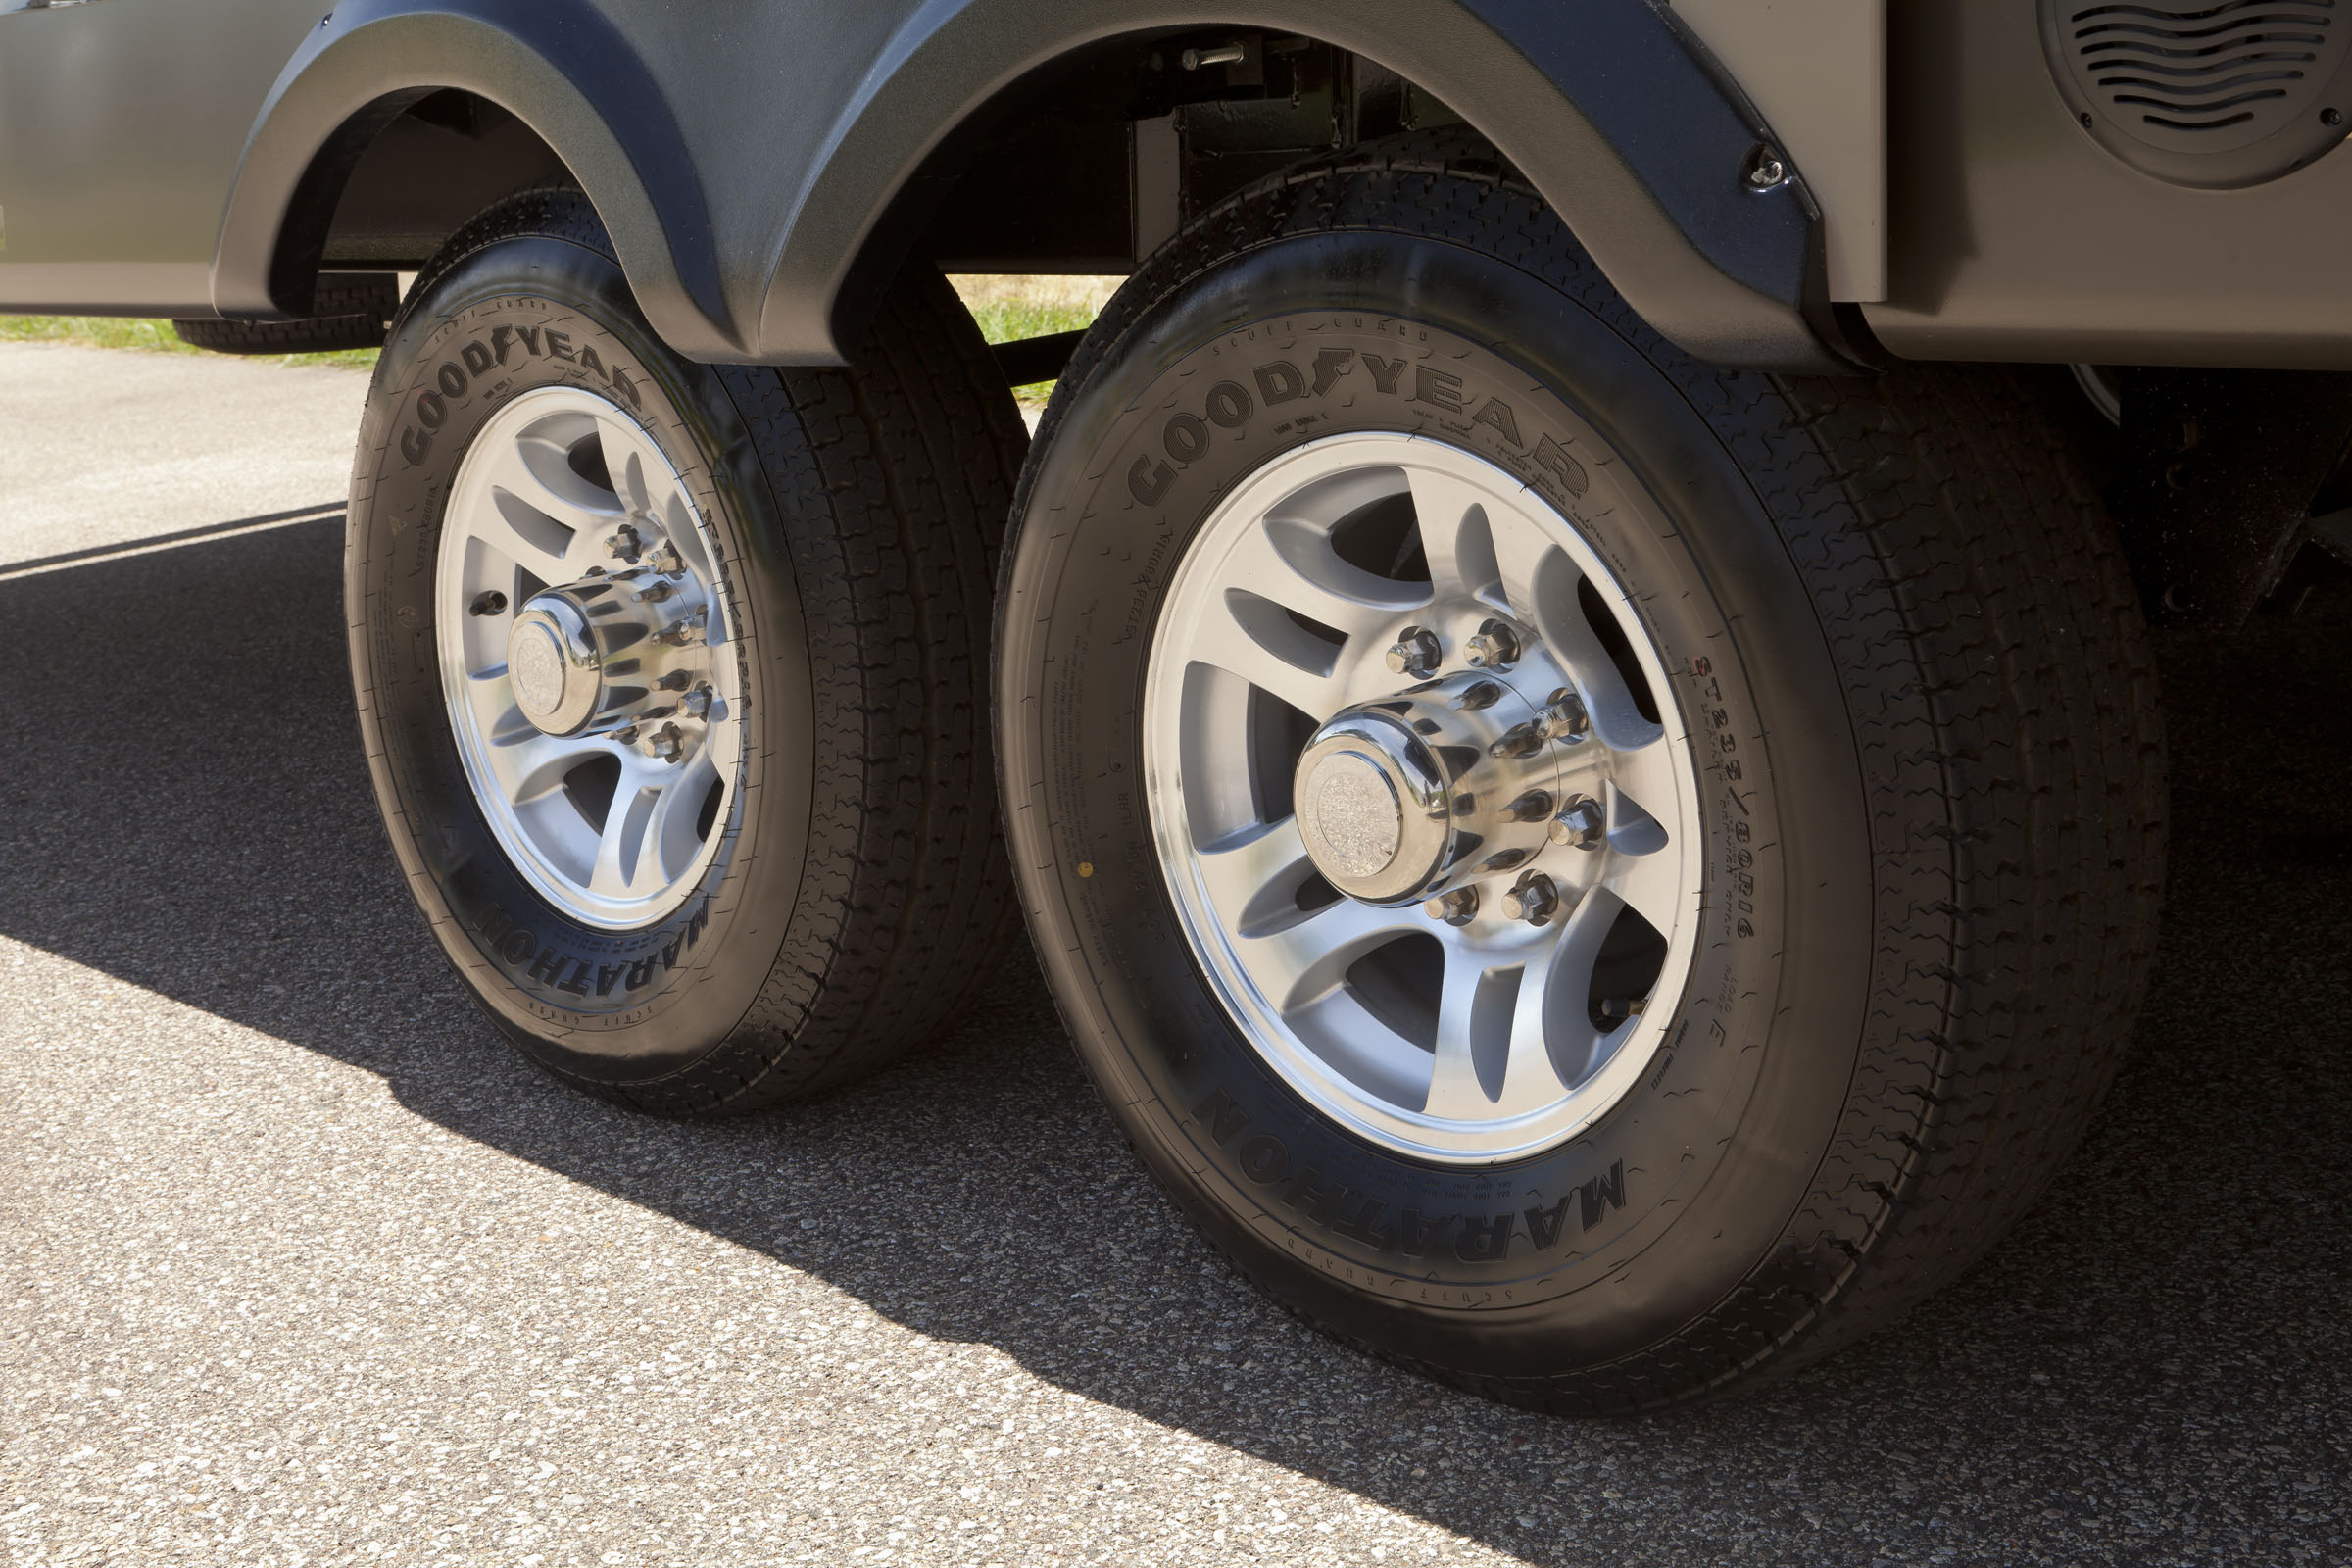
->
<box><xmin>0</xmin><ymin>313</ymin><xmax>378</xmax><ymax>369</ymax></box>
<box><xmin>949</xmin><ymin>274</ymin><xmax>1122</xmax><ymax>406</ymax></box>
<box><xmin>1</xmin><ymin>274</ymin><xmax>1122</xmax><ymax>396</ymax></box>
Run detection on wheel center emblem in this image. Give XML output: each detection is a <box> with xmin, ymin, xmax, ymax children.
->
<box><xmin>1301</xmin><ymin>751</ymin><xmax>1402</xmax><ymax>879</ymax></box>
<box><xmin>509</xmin><ymin>620</ymin><xmax>571</xmax><ymax>720</ymax></box>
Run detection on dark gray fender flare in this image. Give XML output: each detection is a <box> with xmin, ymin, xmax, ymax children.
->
<box><xmin>209</xmin><ymin>0</ymin><xmax>738</xmax><ymax>360</ymax></box>
<box><xmin>756</xmin><ymin>0</ymin><xmax>1855</xmax><ymax>372</ymax></box>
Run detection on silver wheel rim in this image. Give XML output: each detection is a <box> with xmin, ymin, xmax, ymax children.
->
<box><xmin>1142</xmin><ymin>432</ymin><xmax>1703</xmax><ymax>1165</ymax></box>
<box><xmin>436</xmin><ymin>385</ymin><xmax>742</xmax><ymax>931</ymax></box>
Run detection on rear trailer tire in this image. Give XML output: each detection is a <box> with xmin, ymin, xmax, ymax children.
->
<box><xmin>996</xmin><ymin>138</ymin><xmax>2167</xmax><ymax>1412</ymax></box>
<box><xmin>351</xmin><ymin>188</ymin><xmax>1023</xmax><ymax>1115</ymax></box>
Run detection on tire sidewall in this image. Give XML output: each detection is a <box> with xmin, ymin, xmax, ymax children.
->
<box><xmin>1001</xmin><ymin>229</ymin><xmax>1875</xmax><ymax>1374</ymax></box>
<box><xmin>349</xmin><ymin>229</ymin><xmax>813</xmax><ymax>1083</ymax></box>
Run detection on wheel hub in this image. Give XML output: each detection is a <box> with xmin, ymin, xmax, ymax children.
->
<box><xmin>505</xmin><ymin>565</ymin><xmax>710</xmax><ymax>740</ymax></box>
<box><xmin>1293</xmin><ymin>671</ymin><xmax>1569</xmax><ymax>906</ymax></box>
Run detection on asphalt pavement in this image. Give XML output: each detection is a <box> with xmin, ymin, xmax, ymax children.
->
<box><xmin>2</xmin><ymin>339</ymin><xmax>2346</xmax><ymax>1566</ymax></box>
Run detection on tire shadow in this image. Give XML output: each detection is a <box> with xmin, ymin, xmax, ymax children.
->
<box><xmin>1</xmin><ymin>520</ymin><xmax>2344</xmax><ymax>1566</ymax></box>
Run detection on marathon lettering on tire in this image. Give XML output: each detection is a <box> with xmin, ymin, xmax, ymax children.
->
<box><xmin>400</xmin><ymin>318</ymin><xmax>646</xmax><ymax>466</ymax></box>
<box><xmin>469</xmin><ymin>896</ymin><xmax>711</xmax><ymax>1004</ymax></box>
<box><xmin>1188</xmin><ymin>1087</ymin><xmax>1628</xmax><ymax>1260</ymax></box>
<box><xmin>1125</xmin><ymin>334</ymin><xmax>1591</xmax><ymax>510</ymax></box>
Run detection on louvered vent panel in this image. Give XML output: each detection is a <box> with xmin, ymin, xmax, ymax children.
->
<box><xmin>2040</xmin><ymin>0</ymin><xmax>2352</xmax><ymax>184</ymax></box>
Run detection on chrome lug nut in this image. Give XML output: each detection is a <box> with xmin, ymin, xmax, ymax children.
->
<box><xmin>1385</xmin><ymin>625</ymin><xmax>1441</xmax><ymax>678</ymax></box>
<box><xmin>1489</xmin><ymin>720</ymin><xmax>1546</xmax><ymax>760</ymax></box>
<box><xmin>1462</xmin><ymin>618</ymin><xmax>1521</xmax><ymax>670</ymax></box>
<box><xmin>1543</xmin><ymin>687</ymin><xmax>1592</xmax><ymax>744</ymax></box>
<box><xmin>1500</xmin><ymin>790</ymin><xmax>1554</xmax><ymax>823</ymax></box>
<box><xmin>1424</xmin><ymin>886</ymin><xmax>1479</xmax><ymax>926</ymax></box>
<box><xmin>1549</xmin><ymin>794</ymin><xmax>1606</xmax><ymax>850</ymax></box>
<box><xmin>1448</xmin><ymin>679</ymin><xmax>1503</xmax><ymax>712</ymax></box>
<box><xmin>646</xmin><ymin>539</ymin><xmax>686</xmax><ymax>576</ymax></box>
<box><xmin>681</xmin><ymin>684</ymin><xmax>714</xmax><ymax>719</ymax></box>
<box><xmin>649</xmin><ymin>722</ymin><xmax>686</xmax><ymax>763</ymax></box>
<box><xmin>657</xmin><ymin>669</ymin><xmax>692</xmax><ymax>692</ymax></box>
<box><xmin>1501</xmin><ymin>870</ymin><xmax>1560</xmax><ymax>926</ymax></box>
<box><xmin>605</xmin><ymin>522</ymin><xmax>646</xmax><ymax>563</ymax></box>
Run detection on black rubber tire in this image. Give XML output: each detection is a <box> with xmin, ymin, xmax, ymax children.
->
<box><xmin>996</xmin><ymin>135</ymin><xmax>2168</xmax><ymax>1413</ymax></box>
<box><xmin>174</xmin><ymin>273</ymin><xmax>398</xmax><ymax>355</ymax></box>
<box><xmin>351</xmin><ymin>187</ymin><xmax>1024</xmax><ymax>1115</ymax></box>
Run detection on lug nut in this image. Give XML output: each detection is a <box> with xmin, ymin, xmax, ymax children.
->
<box><xmin>1424</xmin><ymin>886</ymin><xmax>1479</xmax><ymax>926</ymax></box>
<box><xmin>468</xmin><ymin>590</ymin><xmax>508</xmax><ymax>617</ymax></box>
<box><xmin>639</xmin><ymin>579</ymin><xmax>674</xmax><ymax>604</ymax></box>
<box><xmin>1448</xmin><ymin>679</ymin><xmax>1503</xmax><ymax>712</ymax></box>
<box><xmin>1549</xmin><ymin>794</ymin><xmax>1606</xmax><ymax>850</ymax></box>
<box><xmin>1500</xmin><ymin>790</ymin><xmax>1554</xmax><ymax>823</ymax></box>
<box><xmin>649</xmin><ymin>722</ymin><xmax>686</xmax><ymax>763</ymax></box>
<box><xmin>1501</xmin><ymin>870</ymin><xmax>1560</xmax><ymax>926</ymax></box>
<box><xmin>681</xmin><ymin>684</ymin><xmax>714</xmax><ymax>719</ymax></box>
<box><xmin>1463</xmin><ymin>618</ymin><xmax>1521</xmax><ymax>669</ymax></box>
<box><xmin>1386</xmin><ymin>625</ymin><xmax>1441</xmax><ymax>679</ymax></box>
<box><xmin>605</xmin><ymin>523</ymin><xmax>645</xmax><ymax>563</ymax></box>
<box><xmin>657</xmin><ymin>669</ymin><xmax>691</xmax><ymax>692</ymax></box>
<box><xmin>1543</xmin><ymin>687</ymin><xmax>1592</xmax><ymax>744</ymax></box>
<box><xmin>646</xmin><ymin>540</ymin><xmax>685</xmax><ymax>576</ymax></box>
<box><xmin>654</xmin><ymin>610</ymin><xmax>708</xmax><ymax>647</ymax></box>
<box><xmin>1489</xmin><ymin>720</ymin><xmax>1545</xmax><ymax>760</ymax></box>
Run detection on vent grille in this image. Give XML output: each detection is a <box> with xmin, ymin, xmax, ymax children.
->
<box><xmin>2042</xmin><ymin>0</ymin><xmax>2352</xmax><ymax>185</ymax></box>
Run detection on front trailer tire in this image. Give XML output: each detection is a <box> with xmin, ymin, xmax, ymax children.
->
<box><xmin>996</xmin><ymin>139</ymin><xmax>2166</xmax><ymax>1413</ymax></box>
<box><xmin>351</xmin><ymin>188</ymin><xmax>1023</xmax><ymax>1115</ymax></box>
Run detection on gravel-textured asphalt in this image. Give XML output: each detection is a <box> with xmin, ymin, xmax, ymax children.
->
<box><xmin>2</xmin><ymin>342</ymin><xmax>2346</xmax><ymax>1566</ymax></box>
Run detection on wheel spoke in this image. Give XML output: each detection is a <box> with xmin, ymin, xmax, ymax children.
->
<box><xmin>1423</xmin><ymin>938</ymin><xmax>1525</xmax><ymax>1119</ymax></box>
<box><xmin>1193</xmin><ymin>818</ymin><xmax>1317</xmax><ymax>930</ymax></box>
<box><xmin>1521</xmin><ymin>888</ymin><xmax>1616</xmax><ymax>1090</ymax></box>
<box><xmin>483</xmin><ymin>727</ymin><xmax>612</xmax><ymax>808</ymax></box>
<box><xmin>1222</xmin><ymin>516</ymin><xmax>1423</xmax><ymax>637</ymax></box>
<box><xmin>586</xmin><ymin>758</ymin><xmax>678</xmax><ymax>899</ymax></box>
<box><xmin>1407</xmin><ymin>466</ymin><xmax>1502</xmax><ymax>605</ymax></box>
<box><xmin>1608</xmin><ymin>734</ymin><xmax>1681</xmax><ymax>831</ymax></box>
<box><xmin>1242</xmin><ymin>897</ymin><xmax>1425</xmax><ymax>1013</ymax></box>
<box><xmin>1601</xmin><ymin>835</ymin><xmax>1688</xmax><ymax>937</ymax></box>
<box><xmin>1193</xmin><ymin>607</ymin><xmax>1348</xmax><ymax>719</ymax></box>
<box><xmin>646</xmin><ymin>750</ymin><xmax>721</xmax><ymax>886</ymax></box>
<box><xmin>593</xmin><ymin>410</ymin><xmax>663</xmax><ymax>518</ymax></box>
<box><xmin>475</xmin><ymin>434</ymin><xmax>620</xmax><ymax>581</ymax></box>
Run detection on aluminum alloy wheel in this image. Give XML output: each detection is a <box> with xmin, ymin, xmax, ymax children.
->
<box><xmin>1143</xmin><ymin>432</ymin><xmax>1703</xmax><ymax>1164</ymax></box>
<box><xmin>436</xmin><ymin>385</ymin><xmax>742</xmax><ymax>930</ymax></box>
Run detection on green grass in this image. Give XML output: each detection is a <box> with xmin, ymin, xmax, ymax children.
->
<box><xmin>0</xmin><ymin>274</ymin><xmax>1121</xmax><ymax>397</ymax></box>
<box><xmin>0</xmin><ymin>313</ymin><xmax>379</xmax><ymax>369</ymax></box>
<box><xmin>949</xmin><ymin>274</ymin><xmax>1121</xmax><ymax>406</ymax></box>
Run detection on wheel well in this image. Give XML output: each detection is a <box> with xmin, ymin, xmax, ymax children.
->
<box><xmin>274</xmin><ymin>90</ymin><xmax>576</xmax><ymax>309</ymax></box>
<box><xmin>858</xmin><ymin>30</ymin><xmax>1469</xmax><ymax>307</ymax></box>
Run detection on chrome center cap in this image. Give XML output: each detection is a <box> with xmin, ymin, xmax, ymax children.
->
<box><xmin>1292</xmin><ymin>710</ymin><xmax>1449</xmax><ymax>906</ymax></box>
<box><xmin>1299</xmin><ymin>749</ymin><xmax>1404</xmax><ymax>881</ymax></box>
<box><xmin>507</xmin><ymin>595</ymin><xmax>601</xmax><ymax>736</ymax></box>
<box><xmin>1293</xmin><ymin>671</ymin><xmax>1568</xmax><ymax>906</ymax></box>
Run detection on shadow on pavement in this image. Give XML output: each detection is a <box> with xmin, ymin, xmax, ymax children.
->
<box><xmin>2</xmin><ymin>519</ymin><xmax>2346</xmax><ymax>1565</ymax></box>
